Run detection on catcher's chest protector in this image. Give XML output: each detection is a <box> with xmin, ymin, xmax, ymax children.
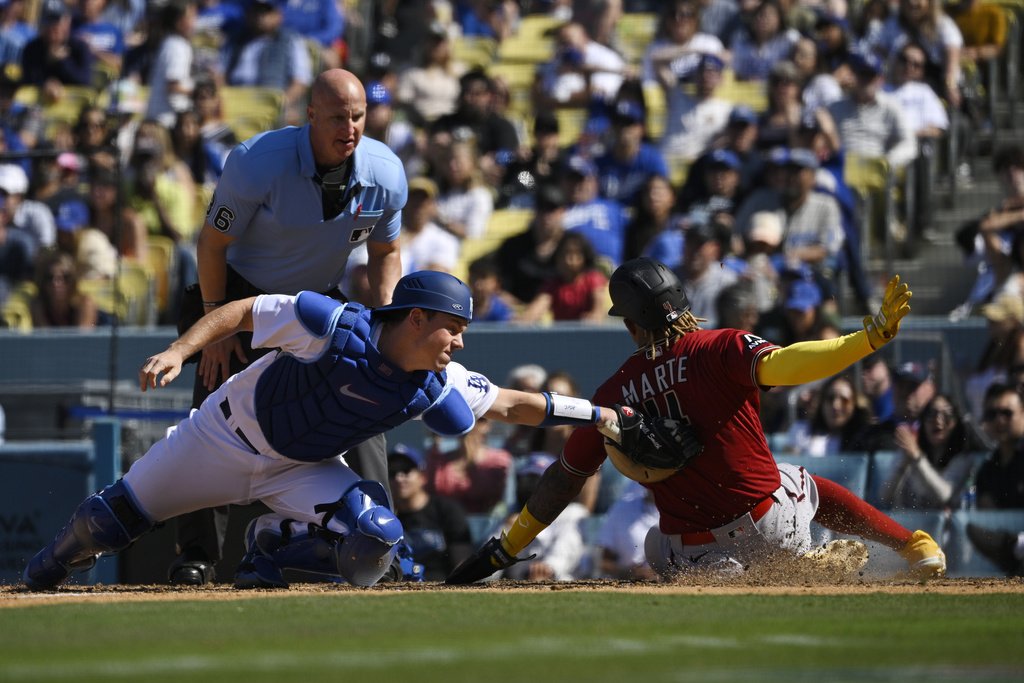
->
<box><xmin>254</xmin><ymin>304</ymin><xmax>447</xmax><ymax>461</ymax></box>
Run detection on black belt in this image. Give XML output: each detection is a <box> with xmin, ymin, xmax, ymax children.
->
<box><xmin>220</xmin><ymin>398</ymin><xmax>259</xmax><ymax>454</ymax></box>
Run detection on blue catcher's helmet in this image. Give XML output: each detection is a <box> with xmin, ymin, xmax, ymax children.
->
<box><xmin>376</xmin><ymin>270</ymin><xmax>473</xmax><ymax>321</ymax></box>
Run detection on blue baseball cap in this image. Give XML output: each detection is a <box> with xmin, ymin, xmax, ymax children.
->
<box><xmin>387</xmin><ymin>443</ymin><xmax>424</xmax><ymax>472</ymax></box>
<box><xmin>708</xmin><ymin>149</ymin><xmax>741</xmax><ymax>169</ymax></box>
<box><xmin>376</xmin><ymin>270</ymin><xmax>473</xmax><ymax>321</ymax></box>
<box><xmin>565</xmin><ymin>154</ymin><xmax>597</xmax><ymax>178</ymax></box>
<box><xmin>728</xmin><ymin>105</ymin><xmax>758</xmax><ymax>126</ymax></box>
<box><xmin>787</xmin><ymin>148</ymin><xmax>820</xmax><ymax>169</ymax></box>
<box><xmin>766</xmin><ymin>146</ymin><xmax>791</xmax><ymax>166</ymax></box>
<box><xmin>785</xmin><ymin>279</ymin><xmax>823</xmax><ymax>311</ymax></box>
<box><xmin>366</xmin><ymin>81</ymin><xmax>392</xmax><ymax>106</ymax></box>
<box><xmin>56</xmin><ymin>199</ymin><xmax>90</xmax><ymax>233</ymax></box>
<box><xmin>847</xmin><ymin>50</ymin><xmax>884</xmax><ymax>78</ymax></box>
<box><xmin>612</xmin><ymin>99</ymin><xmax>645</xmax><ymax>125</ymax></box>
<box><xmin>699</xmin><ymin>54</ymin><xmax>725</xmax><ymax>72</ymax></box>
<box><xmin>518</xmin><ymin>453</ymin><xmax>556</xmax><ymax>478</ymax></box>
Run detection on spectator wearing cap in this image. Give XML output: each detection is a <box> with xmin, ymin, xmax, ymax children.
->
<box><xmin>494</xmin><ymin>183</ymin><xmax>568</xmax><ymax>304</ymax></box>
<box><xmin>735</xmin><ymin>147</ymin><xmax>844</xmax><ymax>291</ymax></box>
<box><xmin>0</xmin><ymin>187</ymin><xmax>32</xmax><ymax>307</ymax></box>
<box><xmin>225</xmin><ymin>0</ymin><xmax>312</xmax><ymax>126</ymax></box>
<box><xmin>20</xmin><ymin>0</ymin><xmax>93</xmax><ymax>95</ymax></box>
<box><xmin>388</xmin><ymin>444</ymin><xmax>473</xmax><ymax>582</ymax></box>
<box><xmin>883</xmin><ymin>42</ymin><xmax>949</xmax><ymax>245</ymax></box>
<box><xmin>363</xmin><ymin>80</ymin><xmax>417</xmax><ymax>178</ymax></box>
<box><xmin>756</xmin><ymin>60</ymin><xmax>803</xmax><ymax>151</ymax></box>
<box><xmin>426</xmin><ymin>415</ymin><xmax>513</xmax><ymax>516</ymax></box>
<box><xmin>0</xmin><ymin>61</ymin><xmax>43</xmax><ymax>156</ymax></box>
<box><xmin>682</xmin><ymin>148</ymin><xmax>743</xmax><ymax>223</ymax></box>
<box><xmin>561</xmin><ymin>153</ymin><xmax>628</xmax><ymax>270</ymax></box>
<box><xmin>826</xmin><ymin>50</ymin><xmax>917</xmax><ymax>171</ymax></box>
<box><xmin>532</xmin><ymin>21</ymin><xmax>626</xmax><ymax>110</ymax></box>
<box><xmin>395</xmin><ymin>21</ymin><xmax>466</xmax><ymax>126</ymax></box>
<box><xmin>279</xmin><ymin>0</ymin><xmax>345</xmax><ymax>72</ymax></box>
<box><xmin>434</xmin><ymin>138</ymin><xmax>494</xmax><ymax>240</ymax></box>
<box><xmin>643</xmin><ymin>0</ymin><xmax>725</xmax><ymax>90</ymax></box>
<box><xmin>0</xmin><ymin>163</ymin><xmax>55</xmax><ymax>261</ymax></box>
<box><xmin>891</xmin><ymin>359</ymin><xmax>937</xmax><ymax>429</ymax></box>
<box><xmin>72</xmin><ymin>0</ymin><xmax>126</xmax><ymax>79</ymax></box>
<box><xmin>28</xmin><ymin>247</ymin><xmax>98</xmax><ymax>328</ymax></box>
<box><xmin>144</xmin><ymin>0</ymin><xmax>197</xmax><ymax>129</ymax></box>
<box><xmin>399</xmin><ymin>177</ymin><xmax>459</xmax><ymax>275</ymax></box>
<box><xmin>964</xmin><ymin>293</ymin><xmax>1024</xmax><ymax>421</ymax></box>
<box><xmin>0</xmin><ymin>0</ymin><xmax>35</xmax><ymax>66</ymax></box>
<box><xmin>660</xmin><ymin>53</ymin><xmax>732</xmax><ymax>165</ymax></box>
<box><xmin>673</xmin><ymin>220</ymin><xmax>739</xmax><ymax>329</ymax></box>
<box><xmin>729</xmin><ymin>0</ymin><xmax>800</xmax><ymax>82</ymax></box>
<box><xmin>740</xmin><ymin>210</ymin><xmax>784</xmax><ymax>313</ymax></box>
<box><xmin>595</xmin><ymin>99</ymin><xmax>668</xmax><ymax>209</ymax></box>
<box><xmin>33</xmin><ymin>152</ymin><xmax>85</xmax><ymax>217</ymax></box>
<box><xmin>431</xmin><ymin>69</ymin><xmax>520</xmax><ymax>188</ymax></box>
<box><xmin>496</xmin><ymin>452</ymin><xmax>590</xmax><ymax>581</ymax></box>
<box><xmin>496</xmin><ymin>111</ymin><xmax>561</xmax><ymax>210</ymax></box>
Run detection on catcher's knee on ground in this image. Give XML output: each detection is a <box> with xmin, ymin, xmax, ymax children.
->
<box><xmin>235</xmin><ymin>480</ymin><xmax>404</xmax><ymax>589</ymax></box>
<box><xmin>25</xmin><ymin>480</ymin><xmax>154</xmax><ymax>590</ymax></box>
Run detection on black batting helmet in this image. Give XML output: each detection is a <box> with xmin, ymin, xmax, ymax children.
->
<box><xmin>608</xmin><ymin>258</ymin><xmax>690</xmax><ymax>331</ymax></box>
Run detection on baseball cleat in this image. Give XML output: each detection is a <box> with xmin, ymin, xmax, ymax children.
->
<box><xmin>898</xmin><ymin>530</ymin><xmax>946</xmax><ymax>577</ymax></box>
<box><xmin>799</xmin><ymin>539</ymin><xmax>869</xmax><ymax>576</ymax></box>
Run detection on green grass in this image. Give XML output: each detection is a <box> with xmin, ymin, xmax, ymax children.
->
<box><xmin>2</xmin><ymin>592</ymin><xmax>1023</xmax><ymax>682</ymax></box>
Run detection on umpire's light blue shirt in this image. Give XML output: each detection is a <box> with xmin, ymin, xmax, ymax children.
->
<box><xmin>208</xmin><ymin>126</ymin><xmax>407</xmax><ymax>295</ymax></box>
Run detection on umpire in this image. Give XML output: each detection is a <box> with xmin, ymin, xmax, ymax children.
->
<box><xmin>171</xmin><ymin>69</ymin><xmax>406</xmax><ymax>585</ymax></box>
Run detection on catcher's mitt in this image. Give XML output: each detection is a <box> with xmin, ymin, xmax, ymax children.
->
<box><xmin>597</xmin><ymin>405</ymin><xmax>702</xmax><ymax>482</ymax></box>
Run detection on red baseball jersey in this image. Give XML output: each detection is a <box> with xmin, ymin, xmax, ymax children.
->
<box><xmin>563</xmin><ymin>328</ymin><xmax>783</xmax><ymax>534</ymax></box>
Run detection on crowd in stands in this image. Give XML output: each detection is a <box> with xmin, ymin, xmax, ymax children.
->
<box><xmin>0</xmin><ymin>0</ymin><xmax>1022</xmax><ymax>577</ymax></box>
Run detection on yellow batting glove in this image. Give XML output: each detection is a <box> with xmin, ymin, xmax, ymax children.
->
<box><xmin>863</xmin><ymin>275</ymin><xmax>912</xmax><ymax>350</ymax></box>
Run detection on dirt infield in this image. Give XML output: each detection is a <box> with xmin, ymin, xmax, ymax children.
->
<box><xmin>2</xmin><ymin>576</ymin><xmax>1022</xmax><ymax>608</ymax></box>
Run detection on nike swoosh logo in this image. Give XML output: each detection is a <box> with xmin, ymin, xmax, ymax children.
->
<box><xmin>338</xmin><ymin>384</ymin><xmax>380</xmax><ymax>405</ymax></box>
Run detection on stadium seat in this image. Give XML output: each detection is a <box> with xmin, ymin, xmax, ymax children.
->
<box><xmin>948</xmin><ymin>509</ymin><xmax>1024</xmax><ymax>577</ymax></box>
<box><xmin>716</xmin><ymin>74</ymin><xmax>768</xmax><ymax>113</ymax></box>
<box><xmin>774</xmin><ymin>453</ymin><xmax>871</xmax><ymax>499</ymax></box>
<box><xmin>844</xmin><ymin>154</ymin><xmax>895</xmax><ymax>265</ymax></box>
<box><xmin>554</xmin><ymin>108</ymin><xmax>587</xmax><ymax>148</ymax></box>
<box><xmin>1</xmin><ymin>284</ymin><xmax>33</xmax><ymax>331</ymax></box>
<box><xmin>219</xmin><ymin>87</ymin><xmax>285</xmax><ymax>140</ymax></box>
<box><xmin>145</xmin><ymin>235</ymin><xmax>177</xmax><ymax>314</ymax></box>
<box><xmin>616</xmin><ymin>13</ymin><xmax>658</xmax><ymax>63</ymax></box>
<box><xmin>453</xmin><ymin>36</ymin><xmax>497</xmax><ymax>69</ymax></box>
<box><xmin>451</xmin><ymin>208</ymin><xmax>533</xmax><ymax>281</ymax></box>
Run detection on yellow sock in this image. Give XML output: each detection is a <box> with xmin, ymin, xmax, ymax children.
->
<box><xmin>500</xmin><ymin>506</ymin><xmax>548</xmax><ymax>556</ymax></box>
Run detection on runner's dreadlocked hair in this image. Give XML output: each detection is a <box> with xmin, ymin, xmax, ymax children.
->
<box><xmin>645</xmin><ymin>311</ymin><xmax>706</xmax><ymax>357</ymax></box>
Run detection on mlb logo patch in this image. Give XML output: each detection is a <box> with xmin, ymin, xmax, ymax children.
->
<box><xmin>727</xmin><ymin>526</ymin><xmax>745</xmax><ymax>539</ymax></box>
<box><xmin>349</xmin><ymin>227</ymin><xmax>372</xmax><ymax>243</ymax></box>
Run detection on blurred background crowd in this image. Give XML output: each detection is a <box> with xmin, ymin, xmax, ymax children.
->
<box><xmin>0</xmin><ymin>0</ymin><xmax>1023</xmax><ymax>579</ymax></box>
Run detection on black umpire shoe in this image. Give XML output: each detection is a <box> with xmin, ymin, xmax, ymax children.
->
<box><xmin>966</xmin><ymin>523</ymin><xmax>1023</xmax><ymax>576</ymax></box>
<box><xmin>168</xmin><ymin>551</ymin><xmax>216</xmax><ymax>586</ymax></box>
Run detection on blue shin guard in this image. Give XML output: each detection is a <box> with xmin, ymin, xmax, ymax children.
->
<box><xmin>25</xmin><ymin>481</ymin><xmax>153</xmax><ymax>591</ymax></box>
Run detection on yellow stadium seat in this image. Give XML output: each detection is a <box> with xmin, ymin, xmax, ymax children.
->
<box><xmin>643</xmin><ymin>82</ymin><xmax>667</xmax><ymax>142</ymax></box>
<box><xmin>616</xmin><ymin>12</ymin><xmax>658</xmax><ymax>62</ymax></box>
<box><xmin>844</xmin><ymin>154</ymin><xmax>895</xmax><ymax>263</ymax></box>
<box><xmin>220</xmin><ymin>86</ymin><xmax>285</xmax><ymax>138</ymax></box>
<box><xmin>555</xmin><ymin>107</ymin><xmax>588</xmax><ymax>147</ymax></box>
<box><xmin>452</xmin><ymin>36</ymin><xmax>497</xmax><ymax>69</ymax></box>
<box><xmin>515</xmin><ymin>14</ymin><xmax>564</xmax><ymax>43</ymax></box>
<box><xmin>668</xmin><ymin>157</ymin><xmax>692</xmax><ymax>188</ymax></box>
<box><xmin>145</xmin><ymin>235</ymin><xmax>177</xmax><ymax>314</ymax></box>
<box><xmin>81</xmin><ymin>263</ymin><xmax>156</xmax><ymax>326</ymax></box>
<box><xmin>1</xmin><ymin>284</ymin><xmax>34</xmax><ymax>331</ymax></box>
<box><xmin>487</xmin><ymin>208</ymin><xmax>533</xmax><ymax>240</ymax></box>
<box><xmin>716</xmin><ymin>74</ymin><xmax>768</xmax><ymax>113</ymax></box>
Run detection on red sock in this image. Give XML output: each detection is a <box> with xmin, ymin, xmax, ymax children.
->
<box><xmin>812</xmin><ymin>475</ymin><xmax>912</xmax><ymax>550</ymax></box>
